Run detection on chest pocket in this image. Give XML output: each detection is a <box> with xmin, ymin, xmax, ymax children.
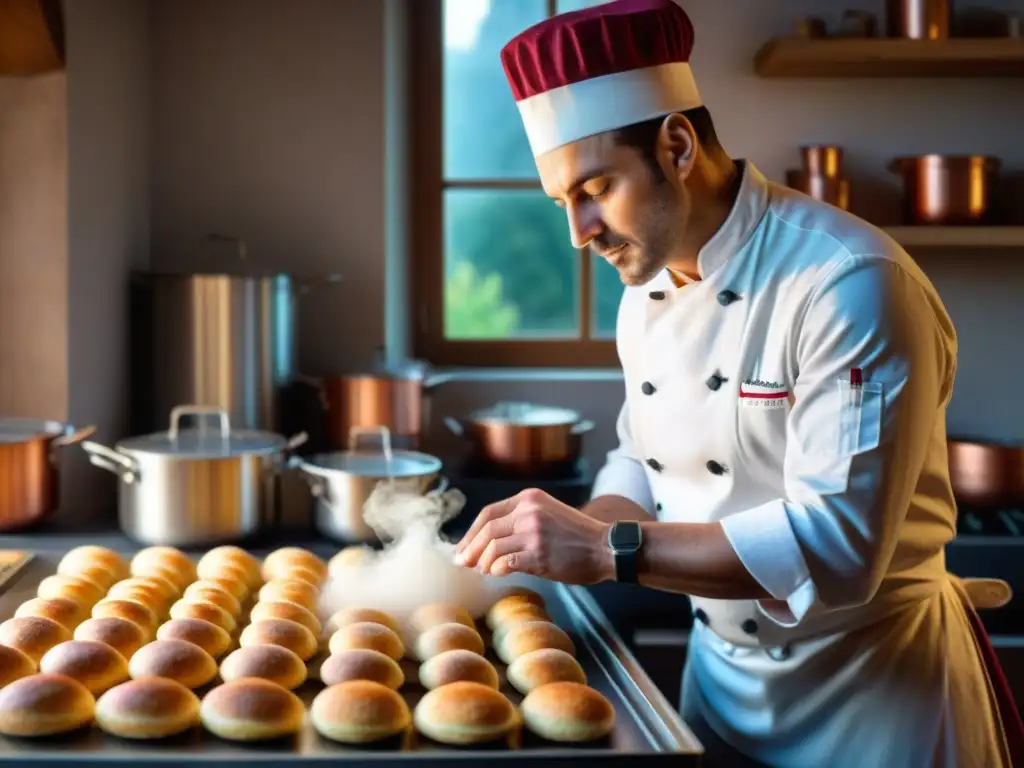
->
<box><xmin>736</xmin><ymin>380</ymin><xmax>791</xmax><ymax>478</ymax></box>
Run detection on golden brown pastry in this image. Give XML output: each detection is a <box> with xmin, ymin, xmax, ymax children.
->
<box><xmin>103</xmin><ymin>583</ymin><xmax>167</xmax><ymax>619</ymax></box>
<box><xmin>413</xmin><ymin>681</ymin><xmax>518</xmax><ymax>745</ymax></box>
<box><xmin>156</xmin><ymin>618</ymin><xmax>232</xmax><ymax>660</ymax></box>
<box><xmin>130</xmin><ymin>547</ymin><xmax>197</xmax><ymax>590</ymax></box>
<box><xmin>320</xmin><ymin>649</ymin><xmax>404</xmax><ymax>690</ymax></box>
<box><xmin>328</xmin><ymin>622</ymin><xmax>404</xmax><ymax>661</ymax></box>
<box><xmin>409</xmin><ymin>603</ymin><xmax>475</xmax><ymax>635</ymax></box>
<box><xmin>257</xmin><ymin>579</ymin><xmax>319</xmax><ymax>614</ymax></box>
<box><xmin>325</xmin><ymin>607</ymin><xmax>399</xmax><ymax>635</ymax></box>
<box><xmin>219</xmin><ymin>645</ymin><xmax>307</xmax><ymax>690</ymax></box>
<box><xmin>0</xmin><ymin>673</ymin><xmax>95</xmax><ymax>736</ymax></box>
<box><xmin>38</xmin><ymin>640</ymin><xmax>129</xmax><ymax>695</ymax></box>
<box><xmin>181</xmin><ymin>584</ymin><xmax>242</xmax><ymax>618</ymax></box>
<box><xmin>496</xmin><ymin>621</ymin><xmax>575</xmax><ymax>664</ymax></box>
<box><xmin>128</xmin><ymin>639</ymin><xmax>218</xmax><ymax>690</ymax></box>
<box><xmin>0</xmin><ymin>645</ymin><xmax>36</xmax><ymax>688</ymax></box>
<box><xmin>520</xmin><ymin>682</ymin><xmax>614</xmax><ymax>742</ymax></box>
<box><xmin>328</xmin><ymin>546</ymin><xmax>374</xmax><ymax>573</ymax></box>
<box><xmin>197</xmin><ymin>546</ymin><xmax>262</xmax><ymax>591</ymax></box>
<box><xmin>491</xmin><ymin>605</ymin><xmax>551</xmax><ymax>646</ymax></box>
<box><xmin>506</xmin><ymin>647</ymin><xmax>586</xmax><ymax>694</ymax></box>
<box><xmin>199</xmin><ymin>678</ymin><xmax>305</xmax><ymax>741</ymax></box>
<box><xmin>36</xmin><ymin>574</ymin><xmax>104</xmax><ymax>608</ymax></box>
<box><xmin>169</xmin><ymin>600</ymin><xmax>237</xmax><ymax>634</ymax></box>
<box><xmin>15</xmin><ymin>596</ymin><xmax>87</xmax><ymax>633</ymax></box>
<box><xmin>111</xmin><ymin>576</ymin><xmax>179</xmax><ymax>606</ymax></box>
<box><xmin>0</xmin><ymin>616</ymin><xmax>72</xmax><ymax>665</ymax></box>
<box><xmin>286</xmin><ymin>565</ymin><xmax>324</xmax><ymax>589</ymax></box>
<box><xmin>485</xmin><ymin>590</ymin><xmax>545</xmax><ymax>630</ymax></box>
<box><xmin>91</xmin><ymin>598</ymin><xmax>158</xmax><ymax>638</ymax></box>
<box><xmin>261</xmin><ymin>547</ymin><xmax>327</xmax><ymax>584</ymax></box>
<box><xmin>239</xmin><ymin>619</ymin><xmax>318</xmax><ymax>662</ymax></box>
<box><xmin>418</xmin><ymin>649</ymin><xmax>500</xmax><ymax>691</ymax></box>
<box><xmin>57</xmin><ymin>546</ymin><xmax>129</xmax><ymax>587</ymax></box>
<box><xmin>74</xmin><ymin>617</ymin><xmax>147</xmax><ymax>661</ymax></box>
<box><xmin>414</xmin><ymin>622</ymin><xmax>485</xmax><ymax>662</ymax></box>
<box><xmin>203</xmin><ymin>564</ymin><xmax>251</xmax><ymax>603</ymax></box>
<box><xmin>250</xmin><ymin>601</ymin><xmax>321</xmax><ymax>637</ymax></box>
<box><xmin>95</xmin><ymin>677</ymin><xmax>200</xmax><ymax>739</ymax></box>
<box><xmin>311</xmin><ymin>680</ymin><xmax>411</xmax><ymax>744</ymax></box>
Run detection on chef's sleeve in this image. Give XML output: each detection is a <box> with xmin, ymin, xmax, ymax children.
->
<box><xmin>590</xmin><ymin>398</ymin><xmax>657</xmax><ymax>516</ymax></box>
<box><xmin>720</xmin><ymin>253</ymin><xmax>955</xmax><ymax>626</ymax></box>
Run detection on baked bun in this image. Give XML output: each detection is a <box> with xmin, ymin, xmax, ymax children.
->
<box><xmin>251</xmin><ymin>601</ymin><xmax>321</xmax><ymax>637</ymax></box>
<box><xmin>74</xmin><ymin>617</ymin><xmax>147</xmax><ymax>661</ymax></box>
<box><xmin>128</xmin><ymin>639</ymin><xmax>217</xmax><ymax>689</ymax></box>
<box><xmin>0</xmin><ymin>616</ymin><xmax>72</xmax><ymax>664</ymax></box>
<box><xmin>197</xmin><ymin>547</ymin><xmax>262</xmax><ymax>591</ymax></box>
<box><xmin>328</xmin><ymin>622</ymin><xmax>404</xmax><ymax>661</ymax></box>
<box><xmin>199</xmin><ymin>678</ymin><xmax>305</xmax><ymax>741</ymax></box>
<box><xmin>413</xmin><ymin>681</ymin><xmax>518</xmax><ymax>745</ymax></box>
<box><xmin>104</xmin><ymin>582</ymin><xmax>168</xmax><ymax>618</ymax></box>
<box><xmin>410</xmin><ymin>603</ymin><xmax>475</xmax><ymax>635</ymax></box>
<box><xmin>169</xmin><ymin>600</ymin><xmax>237</xmax><ymax>634</ymax></box>
<box><xmin>0</xmin><ymin>673</ymin><xmax>95</xmax><ymax>736</ymax></box>
<box><xmin>220</xmin><ymin>645</ymin><xmax>307</xmax><ymax>690</ymax></box>
<box><xmin>328</xmin><ymin>546</ymin><xmax>374</xmax><ymax>573</ymax></box>
<box><xmin>491</xmin><ymin>605</ymin><xmax>551</xmax><ymax>646</ymax></box>
<box><xmin>506</xmin><ymin>648</ymin><xmax>586</xmax><ymax>694</ymax></box>
<box><xmin>418</xmin><ymin>649</ymin><xmax>499</xmax><ymax>691</ymax></box>
<box><xmin>311</xmin><ymin>680</ymin><xmax>410</xmax><ymax>744</ymax></box>
<box><xmin>156</xmin><ymin>619</ymin><xmax>232</xmax><ymax>660</ymax></box>
<box><xmin>485</xmin><ymin>590</ymin><xmax>545</xmax><ymax>630</ymax></box>
<box><xmin>262</xmin><ymin>547</ymin><xmax>327</xmax><ymax>584</ymax></box>
<box><xmin>130</xmin><ymin>547</ymin><xmax>196</xmax><ymax>591</ymax></box>
<box><xmin>202</xmin><ymin>565</ymin><xmax>250</xmax><ymax>603</ymax></box>
<box><xmin>0</xmin><ymin>645</ymin><xmax>36</xmax><ymax>687</ymax></box>
<box><xmin>320</xmin><ymin>649</ymin><xmax>404</xmax><ymax>690</ymax></box>
<box><xmin>57</xmin><ymin>546</ymin><xmax>129</xmax><ymax>587</ymax></box>
<box><xmin>92</xmin><ymin>598</ymin><xmax>158</xmax><ymax>638</ymax></box>
<box><xmin>180</xmin><ymin>584</ymin><xmax>241</xmax><ymax>618</ymax></box>
<box><xmin>15</xmin><ymin>596</ymin><xmax>87</xmax><ymax>632</ymax></box>
<box><xmin>325</xmin><ymin>607</ymin><xmax>398</xmax><ymax>635</ymax></box>
<box><xmin>414</xmin><ymin>622</ymin><xmax>485</xmax><ymax>661</ymax></box>
<box><xmin>257</xmin><ymin>579</ymin><xmax>319</xmax><ymax>614</ymax></box>
<box><xmin>496</xmin><ymin>621</ymin><xmax>574</xmax><ymax>664</ymax></box>
<box><xmin>95</xmin><ymin>678</ymin><xmax>200</xmax><ymax>739</ymax></box>
<box><xmin>109</xmin><ymin>576</ymin><xmax>178</xmax><ymax>607</ymax></box>
<box><xmin>239</xmin><ymin>619</ymin><xmax>318</xmax><ymax>662</ymax></box>
<box><xmin>285</xmin><ymin>566</ymin><xmax>323</xmax><ymax>589</ymax></box>
<box><xmin>520</xmin><ymin>682</ymin><xmax>613</xmax><ymax>742</ymax></box>
<box><xmin>39</xmin><ymin>640</ymin><xmax>129</xmax><ymax>695</ymax></box>
<box><xmin>36</xmin><ymin>574</ymin><xmax>104</xmax><ymax>608</ymax></box>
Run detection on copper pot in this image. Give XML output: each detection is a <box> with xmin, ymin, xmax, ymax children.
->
<box><xmin>947</xmin><ymin>438</ymin><xmax>1024</xmax><ymax>509</ymax></box>
<box><xmin>801</xmin><ymin>146</ymin><xmax>844</xmax><ymax>178</ymax></box>
<box><xmin>888</xmin><ymin>155</ymin><xmax>1001</xmax><ymax>226</ymax></box>
<box><xmin>0</xmin><ymin>420</ymin><xmax>95</xmax><ymax>531</ymax></box>
<box><xmin>887</xmin><ymin>0</ymin><xmax>950</xmax><ymax>39</ymax></box>
<box><xmin>444</xmin><ymin>402</ymin><xmax>594</xmax><ymax>477</ymax></box>
<box><xmin>786</xmin><ymin>170</ymin><xmax>851</xmax><ymax>210</ymax></box>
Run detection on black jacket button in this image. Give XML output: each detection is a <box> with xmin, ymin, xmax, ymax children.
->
<box><xmin>694</xmin><ymin>608</ymin><xmax>709</xmax><ymax>625</ymax></box>
<box><xmin>646</xmin><ymin>458</ymin><xmax>663</xmax><ymax>472</ymax></box>
<box><xmin>706</xmin><ymin>373</ymin><xmax>724</xmax><ymax>391</ymax></box>
<box><xmin>717</xmin><ymin>289</ymin><xmax>739</xmax><ymax>306</ymax></box>
<box><xmin>649</xmin><ymin>290</ymin><xmax>666</xmax><ymax>300</ymax></box>
<box><xmin>641</xmin><ymin>381</ymin><xmax>655</xmax><ymax>395</ymax></box>
<box><xmin>741</xmin><ymin>619</ymin><xmax>758</xmax><ymax>634</ymax></box>
<box><xmin>655</xmin><ymin>502</ymin><xmax>663</xmax><ymax>512</ymax></box>
<box><xmin>706</xmin><ymin>460</ymin><xmax>726</xmax><ymax>476</ymax></box>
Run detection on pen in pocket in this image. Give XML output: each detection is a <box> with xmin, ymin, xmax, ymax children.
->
<box><xmin>849</xmin><ymin>367</ymin><xmax>863</xmax><ymax>408</ymax></box>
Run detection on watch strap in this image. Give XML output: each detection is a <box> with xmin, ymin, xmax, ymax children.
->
<box><xmin>609</xmin><ymin>521</ymin><xmax>642</xmax><ymax>584</ymax></box>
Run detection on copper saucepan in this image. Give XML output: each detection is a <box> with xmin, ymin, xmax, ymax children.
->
<box><xmin>888</xmin><ymin>155</ymin><xmax>1001</xmax><ymax>226</ymax></box>
<box><xmin>947</xmin><ymin>438</ymin><xmax>1024</xmax><ymax>509</ymax></box>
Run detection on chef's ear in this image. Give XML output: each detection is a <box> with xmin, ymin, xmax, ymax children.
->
<box><xmin>658</xmin><ymin>113</ymin><xmax>697</xmax><ymax>180</ymax></box>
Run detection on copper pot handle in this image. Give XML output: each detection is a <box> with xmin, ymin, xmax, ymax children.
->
<box><xmin>52</xmin><ymin>425</ymin><xmax>97</xmax><ymax>449</ymax></box>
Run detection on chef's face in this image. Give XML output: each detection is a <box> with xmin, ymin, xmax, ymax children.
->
<box><xmin>537</xmin><ymin>116</ymin><xmax>696</xmax><ymax>286</ymax></box>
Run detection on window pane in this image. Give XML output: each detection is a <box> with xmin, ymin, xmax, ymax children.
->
<box><xmin>444</xmin><ymin>189</ymin><xmax>580</xmax><ymax>339</ymax></box>
<box><xmin>591</xmin><ymin>251</ymin><xmax>624</xmax><ymax>339</ymax></box>
<box><xmin>444</xmin><ymin>0</ymin><xmax>547</xmax><ymax>180</ymax></box>
<box><xmin>556</xmin><ymin>0</ymin><xmax>607</xmax><ymax>12</ymax></box>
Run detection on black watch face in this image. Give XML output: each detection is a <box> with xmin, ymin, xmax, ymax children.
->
<box><xmin>611</xmin><ymin>522</ymin><xmax>641</xmax><ymax>551</ymax></box>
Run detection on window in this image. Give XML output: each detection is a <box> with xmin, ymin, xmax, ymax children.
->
<box><xmin>409</xmin><ymin>0</ymin><xmax>624</xmax><ymax>368</ymax></box>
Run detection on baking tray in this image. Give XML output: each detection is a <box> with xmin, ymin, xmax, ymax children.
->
<box><xmin>0</xmin><ymin>547</ymin><xmax>704</xmax><ymax>766</ymax></box>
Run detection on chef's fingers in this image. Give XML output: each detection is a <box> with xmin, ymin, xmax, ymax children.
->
<box><xmin>475</xmin><ymin>533</ymin><xmax>528</xmax><ymax>576</ymax></box>
<box><xmin>489</xmin><ymin>550</ymin><xmax>540</xmax><ymax>578</ymax></box>
<box><xmin>455</xmin><ymin>490</ymin><xmax>526</xmax><ymax>554</ymax></box>
<box><xmin>455</xmin><ymin>513</ymin><xmax>517</xmax><ymax>568</ymax></box>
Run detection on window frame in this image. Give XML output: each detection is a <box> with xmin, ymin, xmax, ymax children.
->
<box><xmin>408</xmin><ymin>0</ymin><xmax>620</xmax><ymax>368</ymax></box>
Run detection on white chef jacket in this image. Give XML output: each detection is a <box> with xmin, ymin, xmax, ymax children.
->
<box><xmin>591</xmin><ymin>161</ymin><xmax>1010</xmax><ymax>767</ymax></box>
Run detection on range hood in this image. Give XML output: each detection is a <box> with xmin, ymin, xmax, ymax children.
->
<box><xmin>0</xmin><ymin>0</ymin><xmax>64</xmax><ymax>76</ymax></box>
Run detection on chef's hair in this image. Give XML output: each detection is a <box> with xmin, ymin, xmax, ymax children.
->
<box><xmin>613</xmin><ymin>106</ymin><xmax>721</xmax><ymax>179</ymax></box>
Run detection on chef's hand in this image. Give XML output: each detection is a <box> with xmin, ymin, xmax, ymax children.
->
<box><xmin>453</xmin><ymin>488</ymin><xmax>614</xmax><ymax>585</ymax></box>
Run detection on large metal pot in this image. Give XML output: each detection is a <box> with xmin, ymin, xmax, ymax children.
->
<box><xmin>0</xmin><ymin>420</ymin><xmax>95</xmax><ymax>531</ymax></box>
<box><xmin>886</xmin><ymin>0</ymin><xmax>950</xmax><ymax>39</ymax></box>
<box><xmin>291</xmin><ymin>426</ymin><xmax>444</xmax><ymax>544</ymax></box>
<box><xmin>948</xmin><ymin>438</ymin><xmax>1024</xmax><ymax>509</ymax></box>
<box><xmin>82</xmin><ymin>405</ymin><xmax>307</xmax><ymax>547</ymax></box>
<box><xmin>445</xmin><ymin>402</ymin><xmax>594</xmax><ymax>478</ymax></box>
<box><xmin>888</xmin><ymin>155</ymin><xmax>1001</xmax><ymax>226</ymax></box>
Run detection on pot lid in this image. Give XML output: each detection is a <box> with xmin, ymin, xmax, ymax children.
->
<box><xmin>117</xmin><ymin>427</ymin><xmax>287</xmax><ymax>458</ymax></box>
<box><xmin>468</xmin><ymin>402</ymin><xmax>580</xmax><ymax>427</ymax></box>
<box><xmin>0</xmin><ymin>419</ymin><xmax>66</xmax><ymax>444</ymax></box>
<box><xmin>306</xmin><ymin>450</ymin><xmax>441</xmax><ymax>478</ymax></box>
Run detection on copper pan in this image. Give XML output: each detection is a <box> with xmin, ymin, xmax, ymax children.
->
<box><xmin>948</xmin><ymin>438</ymin><xmax>1024</xmax><ymax>509</ymax></box>
<box><xmin>888</xmin><ymin>155</ymin><xmax>1001</xmax><ymax>226</ymax></box>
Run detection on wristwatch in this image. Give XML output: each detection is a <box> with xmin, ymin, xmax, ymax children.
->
<box><xmin>607</xmin><ymin>521</ymin><xmax>643</xmax><ymax>584</ymax></box>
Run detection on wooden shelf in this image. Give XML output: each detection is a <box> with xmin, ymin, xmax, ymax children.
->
<box><xmin>755</xmin><ymin>37</ymin><xmax>1024</xmax><ymax>78</ymax></box>
<box><xmin>885</xmin><ymin>226</ymin><xmax>1024</xmax><ymax>248</ymax></box>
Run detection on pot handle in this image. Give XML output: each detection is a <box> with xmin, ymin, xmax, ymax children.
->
<box><xmin>168</xmin><ymin>405</ymin><xmax>230</xmax><ymax>438</ymax></box>
<box><xmin>81</xmin><ymin>441</ymin><xmax>140</xmax><ymax>484</ymax></box>
<box><xmin>443</xmin><ymin>417</ymin><xmax>464</xmax><ymax>437</ymax></box>
<box><xmin>50</xmin><ymin>425</ymin><xmax>98</xmax><ymax>464</ymax></box>
<box><xmin>570</xmin><ymin>419</ymin><xmax>595</xmax><ymax>436</ymax></box>
<box><xmin>349</xmin><ymin>426</ymin><xmax>395</xmax><ymax>461</ymax></box>
<box><xmin>285</xmin><ymin>431</ymin><xmax>309</xmax><ymax>454</ymax></box>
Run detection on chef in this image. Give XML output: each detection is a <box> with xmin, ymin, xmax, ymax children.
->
<box><xmin>454</xmin><ymin>1</ymin><xmax>1024</xmax><ymax>765</ymax></box>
